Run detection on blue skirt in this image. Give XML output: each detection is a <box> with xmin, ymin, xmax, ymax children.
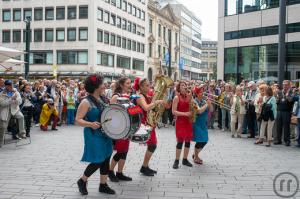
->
<box><xmin>193</xmin><ymin>111</ymin><xmax>209</xmax><ymax>143</ymax></box>
<box><xmin>81</xmin><ymin>127</ymin><xmax>113</xmax><ymax>163</ymax></box>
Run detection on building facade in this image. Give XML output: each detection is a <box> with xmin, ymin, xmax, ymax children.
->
<box><xmin>218</xmin><ymin>0</ymin><xmax>300</xmax><ymax>82</ymax></box>
<box><xmin>158</xmin><ymin>0</ymin><xmax>204</xmax><ymax>80</ymax></box>
<box><xmin>201</xmin><ymin>40</ymin><xmax>217</xmax><ymax>80</ymax></box>
<box><xmin>147</xmin><ymin>0</ymin><xmax>180</xmax><ymax>82</ymax></box>
<box><xmin>0</xmin><ymin>0</ymin><xmax>148</xmax><ymax>81</ymax></box>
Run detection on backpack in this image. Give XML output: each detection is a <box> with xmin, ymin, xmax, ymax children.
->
<box><xmin>260</xmin><ymin>98</ymin><xmax>274</xmax><ymax>122</ymax></box>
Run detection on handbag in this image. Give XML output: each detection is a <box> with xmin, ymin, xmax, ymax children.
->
<box><xmin>291</xmin><ymin>115</ymin><xmax>298</xmax><ymax>125</ymax></box>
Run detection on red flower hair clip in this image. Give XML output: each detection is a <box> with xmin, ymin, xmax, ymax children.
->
<box><xmin>133</xmin><ymin>77</ymin><xmax>141</xmax><ymax>91</ymax></box>
<box><xmin>90</xmin><ymin>75</ymin><xmax>97</xmax><ymax>84</ymax></box>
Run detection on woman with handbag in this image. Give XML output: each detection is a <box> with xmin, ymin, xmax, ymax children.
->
<box><xmin>255</xmin><ymin>87</ymin><xmax>277</xmax><ymax>147</ymax></box>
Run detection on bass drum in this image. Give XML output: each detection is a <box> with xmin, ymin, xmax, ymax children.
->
<box><xmin>101</xmin><ymin>103</ymin><xmax>141</xmax><ymax>140</ymax></box>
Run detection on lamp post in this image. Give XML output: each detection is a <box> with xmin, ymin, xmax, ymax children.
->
<box><xmin>24</xmin><ymin>17</ymin><xmax>31</xmax><ymax>80</ymax></box>
<box><xmin>168</xmin><ymin>29</ymin><xmax>172</xmax><ymax>78</ymax></box>
<box><xmin>278</xmin><ymin>0</ymin><xmax>286</xmax><ymax>88</ymax></box>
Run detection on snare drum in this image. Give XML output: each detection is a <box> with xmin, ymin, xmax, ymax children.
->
<box><xmin>101</xmin><ymin>98</ymin><xmax>142</xmax><ymax>140</ymax></box>
<box><xmin>130</xmin><ymin>124</ymin><xmax>152</xmax><ymax>143</ymax></box>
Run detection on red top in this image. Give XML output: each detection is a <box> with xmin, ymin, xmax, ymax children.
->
<box><xmin>175</xmin><ymin>95</ymin><xmax>193</xmax><ymax>142</ymax></box>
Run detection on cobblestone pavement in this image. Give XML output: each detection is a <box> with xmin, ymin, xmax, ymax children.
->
<box><xmin>0</xmin><ymin>125</ymin><xmax>300</xmax><ymax>199</ymax></box>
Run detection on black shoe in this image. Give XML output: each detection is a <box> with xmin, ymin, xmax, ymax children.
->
<box><xmin>26</xmin><ymin>133</ymin><xmax>30</xmax><ymax>137</ymax></box>
<box><xmin>12</xmin><ymin>135</ymin><xmax>21</xmax><ymax>140</ymax></box>
<box><xmin>274</xmin><ymin>142</ymin><xmax>282</xmax><ymax>145</ymax></box>
<box><xmin>108</xmin><ymin>170</ymin><xmax>119</xmax><ymax>182</ymax></box>
<box><xmin>51</xmin><ymin>128</ymin><xmax>58</xmax><ymax>131</ymax></box>
<box><xmin>285</xmin><ymin>142</ymin><xmax>290</xmax><ymax>146</ymax></box>
<box><xmin>247</xmin><ymin>135</ymin><xmax>255</xmax><ymax>138</ymax></box>
<box><xmin>140</xmin><ymin>166</ymin><xmax>154</xmax><ymax>176</ymax></box>
<box><xmin>77</xmin><ymin>178</ymin><xmax>88</xmax><ymax>195</ymax></box>
<box><xmin>182</xmin><ymin>159</ymin><xmax>193</xmax><ymax>167</ymax></box>
<box><xmin>99</xmin><ymin>183</ymin><xmax>115</xmax><ymax>195</ymax></box>
<box><xmin>173</xmin><ymin>160</ymin><xmax>179</xmax><ymax>169</ymax></box>
<box><xmin>116</xmin><ymin>172</ymin><xmax>132</xmax><ymax>181</ymax></box>
<box><xmin>148</xmin><ymin>167</ymin><xmax>157</xmax><ymax>174</ymax></box>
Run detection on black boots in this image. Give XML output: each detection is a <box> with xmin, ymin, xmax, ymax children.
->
<box><xmin>77</xmin><ymin>178</ymin><xmax>88</xmax><ymax>195</ymax></box>
<box><xmin>99</xmin><ymin>183</ymin><xmax>116</xmax><ymax>195</ymax></box>
<box><xmin>173</xmin><ymin>159</ymin><xmax>193</xmax><ymax>169</ymax></box>
<box><xmin>140</xmin><ymin>166</ymin><xmax>157</xmax><ymax>176</ymax></box>
<box><xmin>116</xmin><ymin>172</ymin><xmax>132</xmax><ymax>181</ymax></box>
<box><xmin>77</xmin><ymin>178</ymin><xmax>116</xmax><ymax>195</ymax></box>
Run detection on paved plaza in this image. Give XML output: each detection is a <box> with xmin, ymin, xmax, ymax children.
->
<box><xmin>0</xmin><ymin>125</ymin><xmax>300</xmax><ymax>199</ymax></box>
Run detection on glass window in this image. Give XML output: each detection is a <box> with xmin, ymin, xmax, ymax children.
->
<box><xmin>158</xmin><ymin>24</ymin><xmax>161</xmax><ymax>37</ymax></box>
<box><xmin>13</xmin><ymin>30</ymin><xmax>21</xmax><ymax>42</ymax></box>
<box><xmin>127</xmin><ymin>39</ymin><xmax>131</xmax><ymax>50</ymax></box>
<box><xmin>111</xmin><ymin>0</ymin><xmax>116</xmax><ymax>6</ymax></box>
<box><xmin>97</xmin><ymin>29</ymin><xmax>103</xmax><ymax>42</ymax></box>
<box><xmin>111</xmin><ymin>34</ymin><xmax>115</xmax><ymax>45</ymax></box>
<box><xmin>98</xmin><ymin>52</ymin><xmax>114</xmax><ymax>67</ymax></box>
<box><xmin>158</xmin><ymin>45</ymin><xmax>161</xmax><ymax>57</ymax></box>
<box><xmin>225</xmin><ymin>0</ymin><xmax>238</xmax><ymax>16</ymax></box>
<box><xmin>45</xmin><ymin>29</ymin><xmax>54</xmax><ymax>42</ymax></box>
<box><xmin>56</xmin><ymin>7</ymin><xmax>65</xmax><ymax>19</ymax></box>
<box><xmin>287</xmin><ymin>42</ymin><xmax>300</xmax><ymax>79</ymax></box>
<box><xmin>23</xmin><ymin>8</ymin><xmax>32</xmax><ymax>21</ymax></box>
<box><xmin>116</xmin><ymin>35</ymin><xmax>121</xmax><ymax>47</ymax></box>
<box><xmin>13</xmin><ymin>9</ymin><xmax>21</xmax><ymax>21</ymax></box>
<box><xmin>45</xmin><ymin>7</ymin><xmax>54</xmax><ymax>20</ymax></box>
<box><xmin>141</xmin><ymin>11</ymin><xmax>145</xmax><ymax>20</ymax></box>
<box><xmin>56</xmin><ymin>29</ymin><xmax>65</xmax><ymax>41</ymax></box>
<box><xmin>122</xmin><ymin>19</ymin><xmax>127</xmax><ymax>30</ymax></box>
<box><xmin>104</xmin><ymin>11</ymin><xmax>109</xmax><ymax>23</ymax></box>
<box><xmin>132</xmin><ymin>6</ymin><xmax>136</xmax><ymax>16</ymax></box>
<box><xmin>224</xmin><ymin>48</ymin><xmax>237</xmax><ymax>81</ymax></box>
<box><xmin>132</xmin><ymin>59</ymin><xmax>144</xmax><ymax>71</ymax></box>
<box><xmin>122</xmin><ymin>37</ymin><xmax>126</xmax><ymax>49</ymax></box>
<box><xmin>122</xmin><ymin>0</ymin><xmax>127</xmax><ymax>12</ymax></box>
<box><xmin>137</xmin><ymin>42</ymin><xmax>140</xmax><ymax>52</ymax></box>
<box><xmin>79</xmin><ymin>28</ymin><xmax>88</xmax><ymax>41</ymax></box>
<box><xmin>57</xmin><ymin>51</ymin><xmax>88</xmax><ymax>64</ymax></box>
<box><xmin>261</xmin><ymin>26</ymin><xmax>278</xmax><ymax>36</ymax></box>
<box><xmin>149</xmin><ymin>19</ymin><xmax>153</xmax><ymax>33</ymax></box>
<box><xmin>238</xmin><ymin>46</ymin><xmax>259</xmax><ymax>81</ymax></box>
<box><xmin>2</xmin><ymin>9</ymin><xmax>11</xmax><ymax>22</ymax></box>
<box><xmin>132</xmin><ymin>41</ymin><xmax>136</xmax><ymax>51</ymax></box>
<box><xmin>137</xmin><ymin>8</ymin><xmax>141</xmax><ymax>18</ymax></box>
<box><xmin>104</xmin><ymin>32</ymin><xmax>109</xmax><ymax>44</ymax></box>
<box><xmin>128</xmin><ymin>21</ymin><xmax>132</xmax><ymax>32</ymax></box>
<box><xmin>111</xmin><ymin>14</ymin><xmax>116</xmax><ymax>25</ymax></box>
<box><xmin>30</xmin><ymin>51</ymin><xmax>53</xmax><ymax>64</ymax></box>
<box><xmin>141</xmin><ymin>44</ymin><xmax>145</xmax><ymax>53</ymax></box>
<box><xmin>68</xmin><ymin>6</ymin><xmax>76</xmax><ymax>19</ymax></box>
<box><xmin>97</xmin><ymin>8</ymin><xmax>103</xmax><ymax>21</ymax></box>
<box><xmin>132</xmin><ymin>23</ymin><xmax>136</xmax><ymax>34</ymax></box>
<box><xmin>34</xmin><ymin>8</ymin><xmax>43</xmax><ymax>20</ymax></box>
<box><xmin>117</xmin><ymin>0</ymin><xmax>121</xmax><ymax>8</ymax></box>
<box><xmin>34</xmin><ymin>29</ymin><xmax>43</xmax><ymax>42</ymax></box>
<box><xmin>116</xmin><ymin>16</ymin><xmax>121</xmax><ymax>28</ymax></box>
<box><xmin>128</xmin><ymin>3</ymin><xmax>132</xmax><ymax>14</ymax></box>
<box><xmin>67</xmin><ymin>28</ymin><xmax>76</xmax><ymax>41</ymax></box>
<box><xmin>242</xmin><ymin>0</ymin><xmax>260</xmax><ymax>13</ymax></box>
<box><xmin>117</xmin><ymin>55</ymin><xmax>130</xmax><ymax>69</ymax></box>
<box><xmin>148</xmin><ymin>43</ymin><xmax>152</xmax><ymax>57</ymax></box>
<box><xmin>79</xmin><ymin>6</ymin><xmax>88</xmax><ymax>19</ymax></box>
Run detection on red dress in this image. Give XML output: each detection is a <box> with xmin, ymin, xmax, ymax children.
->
<box><xmin>175</xmin><ymin>95</ymin><xmax>193</xmax><ymax>142</ymax></box>
<box><xmin>140</xmin><ymin>94</ymin><xmax>157</xmax><ymax>146</ymax></box>
<box><xmin>113</xmin><ymin>93</ymin><xmax>130</xmax><ymax>153</ymax></box>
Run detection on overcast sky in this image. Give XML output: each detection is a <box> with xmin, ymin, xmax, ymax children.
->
<box><xmin>177</xmin><ymin>0</ymin><xmax>218</xmax><ymax>41</ymax></box>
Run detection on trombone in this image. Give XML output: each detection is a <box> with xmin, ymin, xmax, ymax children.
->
<box><xmin>203</xmin><ymin>92</ymin><xmax>232</xmax><ymax>111</ymax></box>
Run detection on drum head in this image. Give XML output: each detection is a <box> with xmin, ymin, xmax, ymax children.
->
<box><xmin>101</xmin><ymin>104</ymin><xmax>131</xmax><ymax>139</ymax></box>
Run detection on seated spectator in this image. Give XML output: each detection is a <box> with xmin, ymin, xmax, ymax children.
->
<box><xmin>40</xmin><ymin>99</ymin><xmax>59</xmax><ymax>131</ymax></box>
<box><xmin>0</xmin><ymin>80</ymin><xmax>26</xmax><ymax>147</ymax></box>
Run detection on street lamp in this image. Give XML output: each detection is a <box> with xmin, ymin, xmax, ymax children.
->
<box><xmin>24</xmin><ymin>16</ymin><xmax>31</xmax><ymax>80</ymax></box>
<box><xmin>278</xmin><ymin>0</ymin><xmax>286</xmax><ymax>88</ymax></box>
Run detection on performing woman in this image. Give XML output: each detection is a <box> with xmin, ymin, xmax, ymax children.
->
<box><xmin>192</xmin><ymin>86</ymin><xmax>213</xmax><ymax>165</ymax></box>
<box><xmin>172</xmin><ymin>81</ymin><xmax>194</xmax><ymax>169</ymax></box>
<box><xmin>76</xmin><ymin>74</ymin><xmax>115</xmax><ymax>195</ymax></box>
<box><xmin>108</xmin><ymin>77</ymin><xmax>132</xmax><ymax>182</ymax></box>
<box><xmin>134</xmin><ymin>78</ymin><xmax>165</xmax><ymax>176</ymax></box>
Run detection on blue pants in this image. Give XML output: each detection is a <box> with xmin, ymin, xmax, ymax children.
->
<box><xmin>67</xmin><ymin>109</ymin><xmax>75</xmax><ymax>125</ymax></box>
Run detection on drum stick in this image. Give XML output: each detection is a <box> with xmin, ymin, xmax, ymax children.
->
<box><xmin>99</xmin><ymin>118</ymin><xmax>112</xmax><ymax>126</ymax></box>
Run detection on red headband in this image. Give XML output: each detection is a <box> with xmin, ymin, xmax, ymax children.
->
<box><xmin>90</xmin><ymin>75</ymin><xmax>97</xmax><ymax>84</ymax></box>
<box><xmin>193</xmin><ymin>87</ymin><xmax>202</xmax><ymax>95</ymax></box>
<box><xmin>133</xmin><ymin>77</ymin><xmax>141</xmax><ymax>91</ymax></box>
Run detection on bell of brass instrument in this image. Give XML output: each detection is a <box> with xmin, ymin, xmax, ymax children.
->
<box><xmin>187</xmin><ymin>89</ymin><xmax>198</xmax><ymax>123</ymax></box>
<box><xmin>147</xmin><ymin>75</ymin><xmax>173</xmax><ymax>127</ymax></box>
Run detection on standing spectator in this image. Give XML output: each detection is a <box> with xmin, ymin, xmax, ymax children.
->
<box><xmin>61</xmin><ymin>85</ymin><xmax>68</xmax><ymax>125</ymax></box>
<box><xmin>40</xmin><ymin>99</ymin><xmax>59</xmax><ymax>131</ymax></box>
<box><xmin>230</xmin><ymin>86</ymin><xmax>245</xmax><ymax>138</ymax></box>
<box><xmin>20</xmin><ymin>83</ymin><xmax>36</xmax><ymax>137</ymax></box>
<box><xmin>254</xmin><ymin>84</ymin><xmax>267</xmax><ymax>137</ymax></box>
<box><xmin>67</xmin><ymin>90</ymin><xmax>76</xmax><ymax>125</ymax></box>
<box><xmin>275</xmin><ymin>80</ymin><xmax>294</xmax><ymax>146</ymax></box>
<box><xmin>34</xmin><ymin>85</ymin><xmax>46</xmax><ymax>126</ymax></box>
<box><xmin>255</xmin><ymin>87</ymin><xmax>277</xmax><ymax>147</ymax></box>
<box><xmin>0</xmin><ymin>80</ymin><xmax>26</xmax><ymax>147</ymax></box>
<box><xmin>245</xmin><ymin>81</ymin><xmax>258</xmax><ymax>138</ymax></box>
